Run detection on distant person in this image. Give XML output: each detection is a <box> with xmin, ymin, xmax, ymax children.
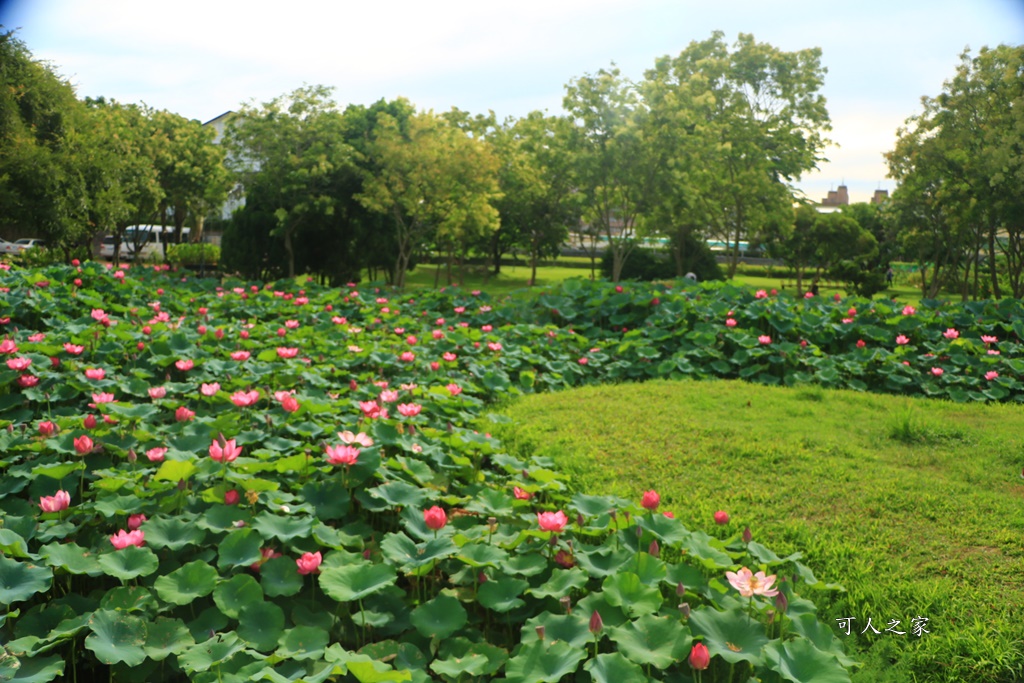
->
<box><xmin>684</xmin><ymin>272</ymin><xmax>697</xmax><ymax>283</ymax></box>
<box><xmin>886</xmin><ymin>266</ymin><xmax>894</xmax><ymax>287</ymax></box>
<box><xmin>810</xmin><ymin>279</ymin><xmax>819</xmax><ymax>296</ymax></box>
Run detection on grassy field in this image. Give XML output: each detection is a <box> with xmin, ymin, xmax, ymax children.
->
<box><xmin>492</xmin><ymin>379</ymin><xmax>1024</xmax><ymax>682</ymax></box>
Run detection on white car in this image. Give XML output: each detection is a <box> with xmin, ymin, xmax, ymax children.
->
<box><xmin>0</xmin><ymin>239</ymin><xmax>18</xmax><ymax>255</ymax></box>
<box><xmin>13</xmin><ymin>239</ymin><xmax>44</xmax><ymax>252</ymax></box>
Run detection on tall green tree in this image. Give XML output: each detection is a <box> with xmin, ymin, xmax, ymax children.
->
<box><xmin>564</xmin><ymin>66</ymin><xmax>659</xmax><ymax>282</ymax></box>
<box><xmin>357</xmin><ymin>110</ymin><xmax>500</xmax><ymax>289</ymax></box>
<box><xmin>887</xmin><ymin>44</ymin><xmax>1024</xmax><ymax>299</ymax></box>
<box><xmin>644</xmin><ymin>32</ymin><xmax>832</xmax><ymax>277</ymax></box>
<box><xmin>226</xmin><ymin>86</ymin><xmax>356</xmax><ymax>279</ymax></box>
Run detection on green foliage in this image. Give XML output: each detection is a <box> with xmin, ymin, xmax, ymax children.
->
<box><xmin>166</xmin><ymin>242</ymin><xmax>220</xmax><ymax>266</ymax></box>
<box><xmin>0</xmin><ymin>262</ymin><xmax>856</xmax><ymax>682</ymax></box>
<box><xmin>600</xmin><ymin>242</ymin><xmax>723</xmax><ymax>282</ymax></box>
<box><xmin>498</xmin><ymin>379</ymin><xmax>1024</xmax><ymax>682</ymax></box>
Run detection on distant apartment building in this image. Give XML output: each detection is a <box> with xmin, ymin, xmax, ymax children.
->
<box><xmin>870</xmin><ymin>189</ymin><xmax>889</xmax><ymax>205</ymax></box>
<box><xmin>202</xmin><ymin>111</ymin><xmax>246</xmax><ymax>221</ymax></box>
<box><xmin>820</xmin><ymin>184</ymin><xmax>849</xmax><ymax>207</ymax></box>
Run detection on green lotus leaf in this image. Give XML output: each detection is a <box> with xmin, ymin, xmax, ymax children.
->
<box><xmin>237</xmin><ymin>600</ymin><xmax>285</xmax><ymax>651</ymax></box>
<box><xmin>319</xmin><ymin>562</ymin><xmax>397</xmax><ymax>603</ymax></box>
<box><xmin>409</xmin><ymin>593</ymin><xmax>467</xmax><ymax>639</ymax></box>
<box><xmin>275</xmin><ymin>625</ymin><xmax>329</xmax><ymax>661</ymax></box>
<box><xmin>624</xmin><ymin>552</ymin><xmax>667</xmax><ymax>586</ymax></box>
<box><xmin>217</xmin><ymin>528</ymin><xmax>264</xmax><ymax>570</ymax></box>
<box><xmin>100</xmin><ymin>586</ymin><xmax>157</xmax><ymax>612</ymax></box>
<box><xmin>380</xmin><ymin>532</ymin><xmax>456</xmax><ymax>570</ymax></box>
<box><xmin>143</xmin><ymin>617</ymin><xmax>194</xmax><ymax>662</ymax></box>
<box><xmin>84</xmin><ymin>609</ymin><xmax>147</xmax><ymax>667</ymax></box>
<box><xmin>504</xmin><ymin>553</ymin><xmax>548</xmax><ymax>577</ymax></box>
<box><xmin>601</xmin><ymin>572</ymin><xmax>663</xmax><ymax>617</ymax></box>
<box><xmin>367</xmin><ymin>481</ymin><xmax>426</xmax><ymax>508</ymax></box>
<box><xmin>583</xmin><ymin>652</ymin><xmax>645</xmax><ymax>683</ymax></box>
<box><xmin>154</xmin><ymin>560</ymin><xmax>218</xmax><ymax>605</ymax></box>
<box><xmin>96</xmin><ymin>546</ymin><xmax>158</xmax><ymax>581</ymax></box>
<box><xmin>3</xmin><ymin>654</ymin><xmax>65</xmax><ymax>683</ymax></box>
<box><xmin>177</xmin><ymin>631</ymin><xmax>245</xmax><ymax>674</ymax></box>
<box><xmin>688</xmin><ymin>605</ymin><xmax>770</xmax><ymax>666</ymax></box>
<box><xmin>456</xmin><ymin>543</ymin><xmax>508</xmax><ymax>568</ymax></box>
<box><xmin>504</xmin><ymin>639</ymin><xmax>586</xmax><ymax>683</ymax></box>
<box><xmin>430</xmin><ymin>639</ymin><xmax>509</xmax><ymax>680</ymax></box>
<box><xmin>0</xmin><ymin>556</ymin><xmax>52</xmax><ymax>604</ymax></box>
<box><xmin>529</xmin><ymin>567</ymin><xmax>589</xmax><ymax>599</ymax></box>
<box><xmin>680</xmin><ymin>530</ymin><xmax>735</xmax><ymax>569</ymax></box>
<box><xmin>252</xmin><ymin>511</ymin><xmax>314</xmax><ymax>542</ymax></box>
<box><xmin>259</xmin><ymin>556</ymin><xmax>304</xmax><ymax>597</ymax></box>
<box><xmin>477</xmin><ymin>576</ymin><xmax>529</xmax><ymax>613</ymax></box>
<box><xmin>763</xmin><ymin>637</ymin><xmax>853</xmax><ymax>683</ymax></box>
<box><xmin>301</xmin><ymin>480</ymin><xmax>351</xmax><ymax>520</ymax></box>
<box><xmin>38</xmin><ymin>542</ymin><xmax>102</xmax><ymax>576</ymax></box>
<box><xmin>608</xmin><ymin>613</ymin><xmax>692</xmax><ymax>668</ymax></box>
<box><xmin>141</xmin><ymin>516</ymin><xmax>206</xmax><ymax>551</ymax></box>
<box><xmin>520</xmin><ymin>612</ymin><xmax>590</xmax><ymax>648</ymax></box>
<box><xmin>573</xmin><ymin>545</ymin><xmax>631</xmax><ymax>578</ymax></box>
<box><xmin>358</xmin><ymin>640</ymin><xmax>428</xmax><ymax>673</ymax></box>
<box><xmin>213</xmin><ymin>574</ymin><xmax>264</xmax><ymax>619</ymax></box>
<box><xmin>31</xmin><ymin>461</ymin><xmax>83</xmax><ymax>480</ymax></box>
<box><xmin>789</xmin><ymin>612</ymin><xmax>860</xmax><ymax>668</ymax></box>
<box><xmin>323</xmin><ymin>644</ymin><xmax>412</xmax><ymax>682</ymax></box>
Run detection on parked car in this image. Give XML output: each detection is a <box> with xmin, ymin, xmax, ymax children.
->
<box><xmin>13</xmin><ymin>239</ymin><xmax>44</xmax><ymax>252</ymax></box>
<box><xmin>0</xmin><ymin>239</ymin><xmax>18</xmax><ymax>255</ymax></box>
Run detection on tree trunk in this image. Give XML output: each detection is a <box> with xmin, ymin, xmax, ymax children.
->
<box><xmin>284</xmin><ymin>225</ymin><xmax>295</xmax><ymax>279</ymax></box>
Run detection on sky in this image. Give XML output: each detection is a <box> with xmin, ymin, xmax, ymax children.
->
<box><xmin>3</xmin><ymin>0</ymin><xmax>1023</xmax><ymax>204</ymax></box>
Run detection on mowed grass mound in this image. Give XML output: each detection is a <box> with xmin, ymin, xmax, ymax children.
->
<box><xmin>493</xmin><ymin>379</ymin><xmax>1024</xmax><ymax>683</ymax></box>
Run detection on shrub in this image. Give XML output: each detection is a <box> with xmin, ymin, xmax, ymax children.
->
<box><xmin>166</xmin><ymin>242</ymin><xmax>221</xmax><ymax>266</ymax></box>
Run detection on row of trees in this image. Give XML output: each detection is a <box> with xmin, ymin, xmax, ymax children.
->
<box><xmin>220</xmin><ymin>31</ymin><xmax>833</xmax><ymax>285</ymax></box>
<box><xmin>0</xmin><ymin>29</ymin><xmax>230</xmax><ymax>262</ymax></box>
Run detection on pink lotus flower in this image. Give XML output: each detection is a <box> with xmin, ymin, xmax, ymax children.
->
<box><xmin>725</xmin><ymin>567</ymin><xmax>779</xmax><ymax>598</ymax></box>
<box><xmin>578</xmin><ymin>357</ymin><xmax>589</xmax><ymax>365</ymax></box>
<box><xmin>280</xmin><ymin>396</ymin><xmax>299</xmax><ymax>413</ymax></box>
<box><xmin>432</xmin><ymin>329</ymin><xmax>444</xmax><ymax>340</ymax></box>
<box><xmin>231</xmin><ymin>390</ymin><xmax>260</xmax><ymax>407</ymax></box>
<box><xmin>931</xmin><ymin>367</ymin><xmax>944</xmax><ymax>377</ymax></box>
<box><xmin>379</xmin><ymin>390</ymin><xmax>399</xmax><ymax>403</ymax></box>
<box><xmin>481</xmin><ymin>324</ymin><xmax>493</xmax><ymax>332</ymax></box>
<box><xmin>981</xmin><ymin>335</ymin><xmax>998</xmax><ymax>344</ymax></box>
<box><xmin>128</xmin><ymin>513</ymin><xmax>147</xmax><ymax>530</ymax></box>
<box><xmin>430</xmin><ymin>361</ymin><xmax>440</xmax><ymax>371</ymax></box>
<box><xmin>230</xmin><ymin>350</ymin><xmax>251</xmax><ymax>361</ymax></box>
<box><xmin>538</xmin><ymin>510</ymin><xmax>568</xmax><ymax>533</ymax></box>
<box><xmin>688</xmin><ymin>643</ymin><xmax>710</xmax><ymax>671</ymax></box>
<box><xmin>250</xmin><ymin>546</ymin><xmax>281</xmax><ymax>572</ymax></box>
<box><xmin>902</xmin><ymin>305</ymin><xmax>916</xmax><ymax>316</ymax></box>
<box><xmin>39</xmin><ymin>490</ymin><xmax>71</xmax><ymax>512</ymax></box>
<box><xmin>296</xmin><ymin>551</ymin><xmax>322</xmax><ymax>575</ymax></box>
<box><xmin>210</xmin><ymin>437</ymin><xmax>242</xmax><ymax>463</ymax></box>
<box><xmin>758</xmin><ymin>335</ymin><xmax>772</xmax><ymax>345</ymax></box>
<box><xmin>985</xmin><ymin>371</ymin><xmax>999</xmax><ymax>381</ymax></box>
<box><xmin>92</xmin><ymin>392</ymin><xmax>115</xmax><ymax>404</ymax></box>
<box><xmin>442</xmin><ymin>352</ymin><xmax>457</xmax><ymax>362</ymax></box>
<box><xmin>90</xmin><ymin>309</ymin><xmax>108</xmax><ymax>322</ymax></box>
<box><xmin>847</xmin><ymin>307</ymin><xmax>857</xmax><ymax>316</ymax></box>
<box><xmin>714</xmin><ymin>510</ymin><xmax>729</xmax><ymax>525</ymax></box>
<box><xmin>110</xmin><ymin>529</ymin><xmax>145</xmax><ymax>549</ymax></box>
<box><xmin>943</xmin><ymin>328</ymin><xmax>959</xmax><ymax>340</ymax></box>
<box><xmin>856</xmin><ymin>339</ymin><xmax>866</xmax><ymax>348</ymax></box>
<box><xmin>6</xmin><ymin>357</ymin><xmax>30</xmax><ymax>371</ymax></box>
<box><xmin>73</xmin><ymin>435</ymin><xmax>94</xmax><ymax>455</ymax></box>
<box><xmin>754</xmin><ymin>289</ymin><xmax>767</xmax><ymax>299</ymax></box>
<box><xmin>63</xmin><ymin>343</ymin><xmax>84</xmax><ymax>355</ymax></box>
<box><xmin>446</xmin><ymin>383</ymin><xmax>462</xmax><ymax>396</ymax></box>
<box><xmin>277</xmin><ymin>347</ymin><xmax>298</xmax><ymax>359</ymax></box>
<box><xmin>17</xmin><ymin>375</ymin><xmax>38</xmax><ymax>388</ymax></box>
<box><xmin>399</xmin><ymin>351</ymin><xmax>415</xmax><ymax>362</ymax></box>
<box><xmin>201</xmin><ymin>382</ymin><xmax>221</xmax><ymax>397</ymax></box>
<box><xmin>725</xmin><ymin>318</ymin><xmax>737</xmax><ymax>327</ymax></box>
<box><xmin>896</xmin><ymin>334</ymin><xmax>909</xmax><ymax>345</ymax></box>
<box><xmin>423</xmin><ymin>506</ymin><xmax>447</xmax><ymax>530</ymax></box>
<box><xmin>83</xmin><ymin>414</ymin><xmax>97</xmax><ymax>429</ymax></box>
<box><xmin>0</xmin><ymin>339</ymin><xmax>18</xmax><ymax>354</ymax></box>
<box><xmin>175</xmin><ymin>359</ymin><xmax>194</xmax><ymax>371</ymax></box>
<box><xmin>224</xmin><ymin>489</ymin><xmax>240</xmax><ymax>505</ymax></box>
<box><xmin>148</xmin><ymin>386</ymin><xmax>167</xmax><ymax>399</ymax></box>
<box><xmin>175</xmin><ymin>406</ymin><xmax>195</xmax><ymax>422</ymax></box>
<box><xmin>38</xmin><ymin>420</ymin><xmax>57</xmax><ymax>438</ymax></box>
<box><xmin>146</xmin><ymin>447</ymin><xmax>167</xmax><ymax>462</ymax></box>
<box><xmin>325</xmin><ymin>444</ymin><xmax>360</xmax><ymax>466</ymax></box>
<box><xmin>487</xmin><ymin>342</ymin><xmax>503</xmax><ymax>352</ymax></box>
<box><xmin>641</xmin><ymin>490</ymin><xmax>660</xmax><ymax>511</ymax></box>
<box><xmin>397</xmin><ymin>403</ymin><xmax>422</xmax><ymax>417</ymax></box>
<box><xmin>804</xmin><ymin>291</ymin><xmax>814</xmax><ymax>299</ymax></box>
<box><xmin>336</xmin><ymin>431</ymin><xmax>372</xmax><ymax>448</ymax></box>
<box><xmin>513</xmin><ymin>486</ymin><xmax>532</xmax><ymax>500</ymax></box>
<box><xmin>285</xmin><ymin>320</ymin><xmax>300</xmax><ymax>329</ymax></box>
<box><xmin>359</xmin><ymin>400</ymin><xmax>386</xmax><ymax>419</ymax></box>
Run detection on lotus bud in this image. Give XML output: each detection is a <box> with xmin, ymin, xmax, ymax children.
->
<box><xmin>623</xmin><ymin>511</ymin><xmax>631</xmax><ymax>524</ymax></box>
<box><xmin>636</xmin><ymin>524</ymin><xmax>643</xmax><ymax>538</ymax></box>
<box><xmin>743</xmin><ymin>526</ymin><xmax>752</xmax><ymax>543</ymax></box>
<box><xmin>488</xmin><ymin>516</ymin><xmax>497</xmax><ymax>533</ymax></box>
<box><xmin>535</xmin><ymin>625</ymin><xmax>545</xmax><ymax>641</ymax></box>
<box><xmin>177</xmin><ymin>478</ymin><xmax>186</xmax><ymax>491</ymax></box>
<box><xmin>576</xmin><ymin>513</ymin><xmax>584</xmax><ymax>527</ymax></box>
<box><xmin>767</xmin><ymin>609</ymin><xmax>776</xmax><ymax>625</ymax></box>
<box><xmin>363</xmin><ymin>549</ymin><xmax>371</xmax><ymax>560</ymax></box>
<box><xmin>676</xmin><ymin>582</ymin><xmax>686</xmax><ymax>598</ymax></box>
<box><xmin>127</xmin><ymin>449</ymin><xmax>137</xmax><ymax>463</ymax></box>
<box><xmin>560</xmin><ymin>596</ymin><xmax>571</xmax><ymax>615</ymax></box>
<box><xmin>549</xmin><ymin>534</ymin><xmax>558</xmax><ymax>547</ymax></box>
<box><xmin>609</xmin><ymin>509</ymin><xmax>617</xmax><ymax>522</ymax></box>
<box><xmin>589</xmin><ymin>610</ymin><xmax>603</xmax><ymax>635</ymax></box>
<box><xmin>679</xmin><ymin>603</ymin><xmax>691</xmax><ymax>618</ymax></box>
<box><xmin>775</xmin><ymin>591</ymin><xmax>788</xmax><ymax>614</ymax></box>
<box><xmin>522</xmin><ymin>469</ymin><xmax>529</xmax><ymax>479</ymax></box>
<box><xmin>478</xmin><ymin>571</ymin><xmax>487</xmax><ymax>584</ymax></box>
<box><xmin>649</xmin><ymin>540</ymin><xmax>660</xmax><ymax>557</ymax></box>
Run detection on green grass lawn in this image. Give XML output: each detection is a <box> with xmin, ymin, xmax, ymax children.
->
<box><xmin>492</xmin><ymin>379</ymin><xmax>1024</xmax><ymax>683</ymax></box>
